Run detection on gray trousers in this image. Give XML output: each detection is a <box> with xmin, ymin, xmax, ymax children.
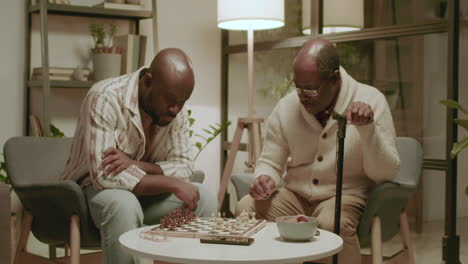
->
<box><xmin>84</xmin><ymin>183</ymin><xmax>217</xmax><ymax>264</ymax></box>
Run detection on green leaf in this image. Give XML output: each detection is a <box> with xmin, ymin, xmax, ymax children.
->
<box><xmin>187</xmin><ymin>109</ymin><xmax>192</xmax><ymax>116</ymax></box>
<box><xmin>440</xmin><ymin>99</ymin><xmax>468</xmax><ymax>115</ymax></box>
<box><xmin>189</xmin><ymin>130</ymin><xmax>193</xmax><ymax>137</ymax></box>
<box><xmin>202</xmin><ymin>129</ymin><xmax>213</xmax><ymax>135</ymax></box>
<box><xmin>188</xmin><ymin>118</ymin><xmax>195</xmax><ymax>127</ymax></box>
<box><xmin>0</xmin><ymin>175</ymin><xmax>7</xmax><ymax>184</ymax></box>
<box><xmin>195</xmin><ymin>142</ymin><xmax>203</xmax><ymax>150</ymax></box>
<box><xmin>209</xmin><ymin>125</ymin><xmax>218</xmax><ymax>131</ymax></box>
<box><xmin>454</xmin><ymin>119</ymin><xmax>468</xmax><ymax>131</ymax></box>
<box><xmin>194</xmin><ymin>134</ymin><xmax>206</xmax><ymax>140</ymax></box>
<box><xmin>50</xmin><ymin>124</ymin><xmax>65</xmax><ymax>138</ymax></box>
<box><xmin>450</xmin><ymin>137</ymin><xmax>468</xmax><ymax>158</ymax></box>
<box><xmin>206</xmin><ymin>137</ymin><xmax>214</xmax><ymax>143</ymax></box>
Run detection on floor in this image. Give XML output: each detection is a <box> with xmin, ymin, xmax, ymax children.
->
<box><xmin>360</xmin><ymin>217</ymin><xmax>468</xmax><ymax>263</ymax></box>
<box><xmin>25</xmin><ymin>218</ymin><xmax>468</xmax><ymax>263</ymax></box>
<box><xmin>411</xmin><ymin>217</ymin><xmax>468</xmax><ymax>263</ymax></box>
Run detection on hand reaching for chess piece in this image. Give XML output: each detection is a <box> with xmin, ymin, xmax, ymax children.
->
<box><xmin>172</xmin><ymin>179</ymin><xmax>200</xmax><ymax>210</ymax></box>
<box><xmin>249</xmin><ymin>174</ymin><xmax>277</xmax><ymax>200</ymax></box>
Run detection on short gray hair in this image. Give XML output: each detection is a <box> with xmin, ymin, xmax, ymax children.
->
<box><xmin>316</xmin><ymin>44</ymin><xmax>340</xmax><ymax>80</ymax></box>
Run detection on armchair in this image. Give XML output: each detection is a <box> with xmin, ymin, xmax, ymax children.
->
<box><xmin>4</xmin><ymin>136</ymin><xmax>205</xmax><ymax>264</ymax></box>
<box><xmin>231</xmin><ymin>137</ymin><xmax>423</xmax><ymax>264</ymax></box>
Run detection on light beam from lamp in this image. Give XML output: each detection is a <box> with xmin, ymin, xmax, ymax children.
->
<box><xmin>216</xmin><ymin>0</ymin><xmax>285</xmax><ymax>208</ymax></box>
<box><xmin>302</xmin><ymin>0</ymin><xmax>364</xmax><ymax>35</ymax></box>
<box><xmin>217</xmin><ymin>0</ymin><xmax>284</xmax><ymax>117</ymax></box>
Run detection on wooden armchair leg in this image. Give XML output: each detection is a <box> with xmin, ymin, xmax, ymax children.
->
<box><xmin>14</xmin><ymin>211</ymin><xmax>32</xmax><ymax>264</ymax></box>
<box><xmin>70</xmin><ymin>215</ymin><xmax>80</xmax><ymax>264</ymax></box>
<box><xmin>400</xmin><ymin>211</ymin><xmax>415</xmax><ymax>264</ymax></box>
<box><xmin>371</xmin><ymin>216</ymin><xmax>383</xmax><ymax>264</ymax></box>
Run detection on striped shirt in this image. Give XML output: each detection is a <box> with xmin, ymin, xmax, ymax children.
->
<box><xmin>62</xmin><ymin>67</ymin><xmax>194</xmax><ymax>191</ymax></box>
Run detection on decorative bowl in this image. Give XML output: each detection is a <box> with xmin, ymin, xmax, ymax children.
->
<box><xmin>275</xmin><ymin>215</ymin><xmax>319</xmax><ymax>241</ymax></box>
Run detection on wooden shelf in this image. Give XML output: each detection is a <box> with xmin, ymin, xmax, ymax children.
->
<box><xmin>29</xmin><ymin>3</ymin><xmax>152</xmax><ymax>19</ymax></box>
<box><xmin>28</xmin><ymin>80</ymin><xmax>95</xmax><ymax>88</ymax></box>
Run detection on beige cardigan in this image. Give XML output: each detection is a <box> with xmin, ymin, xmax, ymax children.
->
<box><xmin>256</xmin><ymin>67</ymin><xmax>400</xmax><ymax>201</ymax></box>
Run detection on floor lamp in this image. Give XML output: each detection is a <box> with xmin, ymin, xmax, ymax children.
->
<box><xmin>302</xmin><ymin>0</ymin><xmax>363</xmax><ymax>35</ymax></box>
<box><xmin>216</xmin><ymin>0</ymin><xmax>285</xmax><ymax>207</ymax></box>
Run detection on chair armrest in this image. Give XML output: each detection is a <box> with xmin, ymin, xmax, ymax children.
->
<box><xmin>231</xmin><ymin>174</ymin><xmax>255</xmax><ymax>199</ymax></box>
<box><xmin>357</xmin><ymin>181</ymin><xmax>416</xmax><ymax>247</ymax></box>
<box><xmin>13</xmin><ymin>180</ymin><xmax>100</xmax><ymax>246</ymax></box>
<box><xmin>191</xmin><ymin>170</ymin><xmax>205</xmax><ymax>183</ymax></box>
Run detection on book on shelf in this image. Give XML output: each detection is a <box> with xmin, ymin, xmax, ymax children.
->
<box><xmin>31</xmin><ymin>67</ymin><xmax>90</xmax><ymax>81</ymax></box>
<box><xmin>138</xmin><ymin>35</ymin><xmax>147</xmax><ymax>68</ymax></box>
<box><xmin>29</xmin><ymin>115</ymin><xmax>44</xmax><ymax>137</ymax></box>
<box><xmin>94</xmin><ymin>2</ymin><xmax>146</xmax><ymax>11</ymax></box>
<box><xmin>33</xmin><ymin>67</ymin><xmax>76</xmax><ymax>75</ymax></box>
<box><xmin>31</xmin><ymin>74</ymin><xmax>74</xmax><ymax>81</ymax></box>
<box><xmin>113</xmin><ymin>34</ymin><xmax>147</xmax><ymax>74</ymax></box>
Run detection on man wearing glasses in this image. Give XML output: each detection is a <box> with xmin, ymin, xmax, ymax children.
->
<box><xmin>236</xmin><ymin>38</ymin><xmax>400</xmax><ymax>263</ymax></box>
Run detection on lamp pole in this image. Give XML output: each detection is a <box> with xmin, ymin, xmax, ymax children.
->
<box><xmin>247</xmin><ymin>24</ymin><xmax>254</xmax><ymax>118</ymax></box>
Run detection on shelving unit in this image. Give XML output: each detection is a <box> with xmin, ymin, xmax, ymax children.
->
<box><xmin>25</xmin><ymin>0</ymin><xmax>157</xmax><ymax>134</ymax></box>
<box><xmin>28</xmin><ymin>80</ymin><xmax>95</xmax><ymax>89</ymax></box>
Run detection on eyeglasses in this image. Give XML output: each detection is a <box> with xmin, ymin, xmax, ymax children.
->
<box><xmin>288</xmin><ymin>80</ymin><xmax>320</xmax><ymax>97</ymax></box>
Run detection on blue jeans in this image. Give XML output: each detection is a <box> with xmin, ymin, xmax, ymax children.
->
<box><xmin>84</xmin><ymin>183</ymin><xmax>217</xmax><ymax>264</ymax></box>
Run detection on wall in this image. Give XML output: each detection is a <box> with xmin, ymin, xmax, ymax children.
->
<box><xmin>0</xmin><ymin>0</ymin><xmax>26</xmax><ymax>155</ymax></box>
<box><xmin>152</xmin><ymin>0</ymin><xmax>221</xmax><ymax>193</ymax></box>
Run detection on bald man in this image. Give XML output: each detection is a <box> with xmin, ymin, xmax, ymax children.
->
<box><xmin>236</xmin><ymin>39</ymin><xmax>400</xmax><ymax>263</ymax></box>
<box><xmin>63</xmin><ymin>48</ymin><xmax>217</xmax><ymax>264</ymax></box>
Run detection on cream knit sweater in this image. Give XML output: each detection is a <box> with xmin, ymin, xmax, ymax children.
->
<box><xmin>256</xmin><ymin>67</ymin><xmax>401</xmax><ymax>201</ymax></box>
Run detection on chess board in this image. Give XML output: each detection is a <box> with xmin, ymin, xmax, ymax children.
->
<box><xmin>140</xmin><ymin>217</ymin><xmax>267</xmax><ymax>240</ymax></box>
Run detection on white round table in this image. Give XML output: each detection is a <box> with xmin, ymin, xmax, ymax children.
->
<box><xmin>119</xmin><ymin>222</ymin><xmax>343</xmax><ymax>264</ymax></box>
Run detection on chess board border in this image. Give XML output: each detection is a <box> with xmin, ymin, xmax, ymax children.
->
<box><xmin>140</xmin><ymin>218</ymin><xmax>267</xmax><ymax>240</ymax></box>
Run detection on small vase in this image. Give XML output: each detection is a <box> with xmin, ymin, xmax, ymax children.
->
<box><xmin>92</xmin><ymin>53</ymin><xmax>122</xmax><ymax>81</ymax></box>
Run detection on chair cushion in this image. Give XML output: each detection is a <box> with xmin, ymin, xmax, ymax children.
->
<box><xmin>357</xmin><ymin>182</ymin><xmax>416</xmax><ymax>248</ymax></box>
<box><xmin>4</xmin><ymin>137</ymin><xmax>74</xmax><ymax>185</ymax></box>
<box><xmin>5</xmin><ymin>137</ymin><xmax>100</xmax><ymax>247</ymax></box>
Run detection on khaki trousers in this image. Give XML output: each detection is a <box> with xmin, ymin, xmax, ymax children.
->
<box><xmin>236</xmin><ymin>188</ymin><xmax>366</xmax><ymax>264</ymax></box>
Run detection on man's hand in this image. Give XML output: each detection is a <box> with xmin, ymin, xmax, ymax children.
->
<box><xmin>172</xmin><ymin>180</ymin><xmax>200</xmax><ymax>210</ymax></box>
<box><xmin>250</xmin><ymin>175</ymin><xmax>277</xmax><ymax>200</ymax></box>
<box><xmin>345</xmin><ymin>102</ymin><xmax>374</xmax><ymax>125</ymax></box>
<box><xmin>100</xmin><ymin>147</ymin><xmax>137</xmax><ymax>176</ymax></box>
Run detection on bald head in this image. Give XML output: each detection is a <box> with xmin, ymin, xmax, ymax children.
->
<box><xmin>292</xmin><ymin>39</ymin><xmax>341</xmax><ymax>115</ymax></box>
<box><xmin>139</xmin><ymin>48</ymin><xmax>195</xmax><ymax>127</ymax></box>
<box><xmin>294</xmin><ymin>38</ymin><xmax>339</xmax><ymax>80</ymax></box>
<box><xmin>149</xmin><ymin>48</ymin><xmax>195</xmax><ymax>94</ymax></box>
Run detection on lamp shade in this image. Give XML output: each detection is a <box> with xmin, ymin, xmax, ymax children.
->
<box><xmin>302</xmin><ymin>0</ymin><xmax>363</xmax><ymax>35</ymax></box>
<box><xmin>217</xmin><ymin>0</ymin><xmax>285</xmax><ymax>31</ymax></box>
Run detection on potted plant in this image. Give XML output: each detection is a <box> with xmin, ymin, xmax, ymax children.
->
<box><xmin>440</xmin><ymin>99</ymin><xmax>468</xmax><ymax>194</ymax></box>
<box><xmin>90</xmin><ymin>23</ymin><xmax>121</xmax><ymax>81</ymax></box>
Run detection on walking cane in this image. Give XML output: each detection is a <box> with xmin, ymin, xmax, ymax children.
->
<box><xmin>332</xmin><ymin>112</ymin><xmax>347</xmax><ymax>264</ymax></box>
